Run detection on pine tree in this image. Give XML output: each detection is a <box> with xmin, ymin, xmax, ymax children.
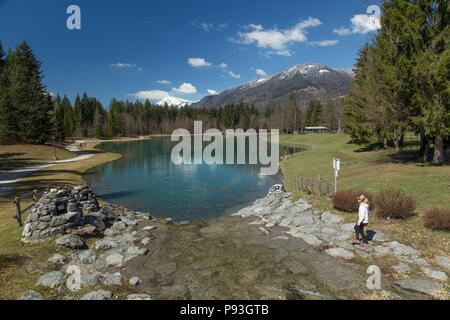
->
<box><xmin>6</xmin><ymin>42</ymin><xmax>53</xmax><ymax>144</ymax></box>
<box><xmin>54</xmin><ymin>95</ymin><xmax>66</xmax><ymax>143</ymax></box>
<box><xmin>0</xmin><ymin>46</ymin><xmax>19</xmax><ymax>144</ymax></box>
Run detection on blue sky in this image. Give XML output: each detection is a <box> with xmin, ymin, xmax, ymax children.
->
<box><xmin>0</xmin><ymin>0</ymin><xmax>381</xmax><ymax>105</ymax></box>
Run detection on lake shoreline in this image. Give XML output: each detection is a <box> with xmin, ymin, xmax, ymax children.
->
<box><xmin>2</xmin><ymin>138</ymin><xmax>447</xmax><ymax>300</ymax></box>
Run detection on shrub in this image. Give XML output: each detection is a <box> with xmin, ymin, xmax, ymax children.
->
<box><xmin>423</xmin><ymin>208</ymin><xmax>450</xmax><ymax>231</ymax></box>
<box><xmin>332</xmin><ymin>190</ymin><xmax>373</xmax><ymax>213</ymax></box>
<box><xmin>375</xmin><ymin>188</ymin><xmax>416</xmax><ymax>219</ymax></box>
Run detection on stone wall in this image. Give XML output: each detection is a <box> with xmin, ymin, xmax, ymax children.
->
<box><xmin>22</xmin><ymin>186</ymin><xmax>100</xmax><ymax>242</ymax></box>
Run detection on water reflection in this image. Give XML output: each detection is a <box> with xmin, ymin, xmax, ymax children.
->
<box><xmin>85</xmin><ymin>138</ymin><xmax>303</xmax><ymax>220</ymax></box>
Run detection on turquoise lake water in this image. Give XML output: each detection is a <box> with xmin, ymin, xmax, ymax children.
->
<box><xmin>84</xmin><ymin>138</ymin><xmax>302</xmax><ymax>221</ymax></box>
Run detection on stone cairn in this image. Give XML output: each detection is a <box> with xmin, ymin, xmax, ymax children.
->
<box><xmin>22</xmin><ymin>186</ymin><xmax>102</xmax><ymax>242</ymax></box>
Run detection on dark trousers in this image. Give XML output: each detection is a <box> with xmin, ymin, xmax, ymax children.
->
<box><xmin>355</xmin><ymin>224</ymin><xmax>368</xmax><ymax>243</ymax></box>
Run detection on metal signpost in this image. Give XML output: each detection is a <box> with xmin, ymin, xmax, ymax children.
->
<box><xmin>333</xmin><ymin>158</ymin><xmax>341</xmax><ymax>193</ymax></box>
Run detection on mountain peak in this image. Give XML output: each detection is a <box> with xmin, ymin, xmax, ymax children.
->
<box><xmin>157</xmin><ymin>96</ymin><xmax>195</xmax><ymax>108</ymax></box>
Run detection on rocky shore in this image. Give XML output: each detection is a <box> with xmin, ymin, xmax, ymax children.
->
<box><xmin>18</xmin><ymin>187</ymin><xmax>449</xmax><ymax>300</ymax></box>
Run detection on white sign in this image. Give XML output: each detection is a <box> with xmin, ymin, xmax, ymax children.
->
<box><xmin>333</xmin><ymin>158</ymin><xmax>341</xmax><ymax>171</ymax></box>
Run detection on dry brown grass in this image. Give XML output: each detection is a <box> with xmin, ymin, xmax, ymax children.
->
<box><xmin>424</xmin><ymin>208</ymin><xmax>450</xmax><ymax>231</ymax></box>
<box><xmin>375</xmin><ymin>188</ymin><xmax>417</xmax><ymax>219</ymax></box>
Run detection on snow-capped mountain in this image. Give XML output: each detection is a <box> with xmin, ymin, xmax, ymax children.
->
<box><xmin>157</xmin><ymin>96</ymin><xmax>195</xmax><ymax>108</ymax></box>
<box><xmin>192</xmin><ymin>64</ymin><xmax>354</xmax><ymax>110</ymax></box>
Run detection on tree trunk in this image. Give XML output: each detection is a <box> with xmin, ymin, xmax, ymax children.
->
<box><xmin>394</xmin><ymin>132</ymin><xmax>403</xmax><ymax>152</ymax></box>
<box><xmin>419</xmin><ymin>131</ymin><xmax>428</xmax><ymax>163</ymax></box>
<box><xmin>433</xmin><ymin>135</ymin><xmax>445</xmax><ymax>164</ymax></box>
<box><xmin>383</xmin><ymin>138</ymin><xmax>388</xmax><ymax>149</ymax></box>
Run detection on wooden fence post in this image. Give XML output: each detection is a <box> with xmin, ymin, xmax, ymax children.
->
<box><xmin>318</xmin><ymin>176</ymin><xmax>323</xmax><ymax>195</ymax></box>
<box><xmin>14</xmin><ymin>197</ymin><xmax>22</xmax><ymax>227</ymax></box>
<box><xmin>325</xmin><ymin>179</ymin><xmax>331</xmax><ymax>197</ymax></box>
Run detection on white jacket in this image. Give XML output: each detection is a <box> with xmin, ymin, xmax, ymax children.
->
<box><xmin>358</xmin><ymin>203</ymin><xmax>369</xmax><ymax>225</ymax></box>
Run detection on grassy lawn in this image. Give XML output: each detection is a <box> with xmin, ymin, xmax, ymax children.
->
<box><xmin>0</xmin><ymin>145</ymin><xmax>75</xmax><ymax>173</ymax></box>
<box><xmin>0</xmin><ymin>199</ymin><xmax>58</xmax><ymax>299</ymax></box>
<box><xmin>280</xmin><ymin>134</ymin><xmax>450</xmax><ymax>258</ymax></box>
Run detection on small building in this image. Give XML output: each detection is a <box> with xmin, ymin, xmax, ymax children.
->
<box><xmin>304</xmin><ymin>126</ymin><xmax>329</xmax><ymax>134</ymax></box>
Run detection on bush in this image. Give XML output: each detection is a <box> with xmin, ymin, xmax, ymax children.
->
<box><xmin>375</xmin><ymin>188</ymin><xmax>416</xmax><ymax>219</ymax></box>
<box><xmin>332</xmin><ymin>190</ymin><xmax>373</xmax><ymax>213</ymax></box>
<box><xmin>423</xmin><ymin>208</ymin><xmax>450</xmax><ymax>231</ymax></box>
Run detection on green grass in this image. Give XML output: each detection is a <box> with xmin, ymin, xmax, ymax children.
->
<box><xmin>279</xmin><ymin>133</ymin><xmax>450</xmax><ymax>257</ymax></box>
<box><xmin>280</xmin><ymin>134</ymin><xmax>450</xmax><ymax>210</ymax></box>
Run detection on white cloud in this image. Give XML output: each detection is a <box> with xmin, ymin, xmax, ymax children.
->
<box><xmin>334</xmin><ymin>13</ymin><xmax>381</xmax><ymax>36</ymax></box>
<box><xmin>129</xmin><ymin>90</ymin><xmax>169</xmax><ymax>100</ymax></box>
<box><xmin>255</xmin><ymin>68</ymin><xmax>267</xmax><ymax>77</ymax></box>
<box><xmin>110</xmin><ymin>63</ymin><xmax>137</xmax><ymax>69</ymax></box>
<box><xmin>219</xmin><ymin>63</ymin><xmax>228</xmax><ymax>70</ymax></box>
<box><xmin>308</xmin><ymin>40</ymin><xmax>339</xmax><ymax>47</ymax></box>
<box><xmin>333</xmin><ymin>27</ymin><xmax>353</xmax><ymax>36</ymax></box>
<box><xmin>157</xmin><ymin>80</ymin><xmax>171</xmax><ymax>85</ymax></box>
<box><xmin>192</xmin><ymin>21</ymin><xmax>229</xmax><ymax>32</ymax></box>
<box><xmin>228</xmin><ymin>71</ymin><xmax>241</xmax><ymax>79</ymax></box>
<box><xmin>234</xmin><ymin>17</ymin><xmax>322</xmax><ymax>56</ymax></box>
<box><xmin>207</xmin><ymin>89</ymin><xmax>219</xmax><ymax>95</ymax></box>
<box><xmin>188</xmin><ymin>58</ymin><xmax>212</xmax><ymax>68</ymax></box>
<box><xmin>172</xmin><ymin>82</ymin><xmax>197</xmax><ymax>94</ymax></box>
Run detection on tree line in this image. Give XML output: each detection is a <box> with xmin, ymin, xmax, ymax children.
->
<box><xmin>0</xmin><ymin>39</ymin><xmax>343</xmax><ymax>146</ymax></box>
<box><xmin>343</xmin><ymin>0</ymin><xmax>449</xmax><ymax>164</ymax></box>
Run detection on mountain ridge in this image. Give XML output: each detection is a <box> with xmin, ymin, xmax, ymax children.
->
<box><xmin>192</xmin><ymin>64</ymin><xmax>354</xmax><ymax>110</ymax></box>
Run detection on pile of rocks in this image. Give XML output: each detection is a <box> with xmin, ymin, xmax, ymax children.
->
<box><xmin>20</xmin><ymin>188</ymin><xmax>156</xmax><ymax>300</ymax></box>
<box><xmin>22</xmin><ymin>186</ymin><xmax>102</xmax><ymax>242</ymax></box>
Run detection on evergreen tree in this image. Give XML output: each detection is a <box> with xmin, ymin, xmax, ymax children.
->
<box><xmin>6</xmin><ymin>42</ymin><xmax>53</xmax><ymax>144</ymax></box>
<box><xmin>0</xmin><ymin>47</ymin><xmax>19</xmax><ymax>144</ymax></box>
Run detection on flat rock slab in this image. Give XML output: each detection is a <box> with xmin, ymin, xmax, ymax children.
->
<box><xmin>81</xmin><ymin>273</ymin><xmax>102</xmax><ymax>288</ymax></box>
<box><xmin>48</xmin><ymin>254</ymin><xmax>65</xmax><ymax>265</ymax></box>
<box><xmin>321</xmin><ymin>212</ymin><xmax>344</xmax><ymax>226</ymax></box>
<box><xmin>105</xmin><ymin>253</ymin><xmax>124</xmax><ymax>267</ymax></box>
<box><xmin>103</xmin><ymin>273</ymin><xmax>123</xmax><ymax>286</ymax></box>
<box><xmin>19</xmin><ymin>290</ymin><xmax>43</xmax><ymax>300</ymax></box>
<box><xmin>95</xmin><ymin>240</ymin><xmax>117</xmax><ymax>251</ymax></box>
<box><xmin>81</xmin><ymin>290</ymin><xmax>112</xmax><ymax>300</ymax></box>
<box><xmin>421</xmin><ymin>268</ymin><xmax>448</xmax><ymax>282</ymax></box>
<box><xmin>325</xmin><ymin>248</ymin><xmax>354</xmax><ymax>260</ymax></box>
<box><xmin>127</xmin><ymin>246</ymin><xmax>148</xmax><ymax>256</ymax></box>
<box><xmin>393</xmin><ymin>263</ymin><xmax>410</xmax><ymax>274</ymax></box>
<box><xmin>436</xmin><ymin>256</ymin><xmax>450</xmax><ymax>271</ymax></box>
<box><xmin>395</xmin><ymin>279</ymin><xmax>443</xmax><ymax>296</ymax></box>
<box><xmin>36</xmin><ymin>271</ymin><xmax>66</xmax><ymax>289</ymax></box>
<box><xmin>56</xmin><ymin>235</ymin><xmax>85</xmax><ymax>249</ymax></box>
<box><xmin>127</xmin><ymin>294</ymin><xmax>152</xmax><ymax>300</ymax></box>
<box><xmin>78</xmin><ymin>249</ymin><xmax>96</xmax><ymax>264</ymax></box>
